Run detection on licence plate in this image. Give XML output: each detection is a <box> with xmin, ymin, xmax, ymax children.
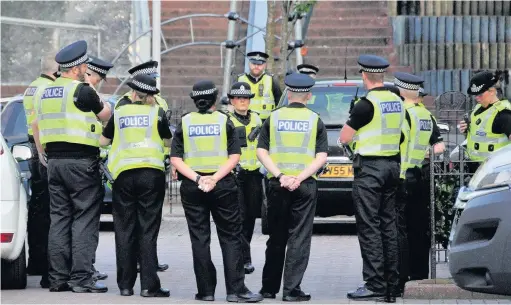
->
<box><xmin>320</xmin><ymin>164</ymin><xmax>354</xmax><ymax>178</ymax></box>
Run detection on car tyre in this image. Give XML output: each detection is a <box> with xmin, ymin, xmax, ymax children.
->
<box><xmin>1</xmin><ymin>244</ymin><xmax>27</xmax><ymax>290</ymax></box>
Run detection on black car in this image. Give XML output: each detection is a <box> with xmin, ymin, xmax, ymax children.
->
<box><xmin>0</xmin><ymin>95</ymin><xmax>116</xmax><ymax>219</ymax></box>
<box><xmin>268</xmin><ymin>79</ymin><xmax>395</xmax><ymax>219</ymax></box>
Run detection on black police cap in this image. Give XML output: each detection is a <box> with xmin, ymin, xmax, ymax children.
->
<box><xmin>87</xmin><ymin>56</ymin><xmax>114</xmax><ymax>78</ymax></box>
<box><xmin>55</xmin><ymin>40</ymin><xmax>91</xmax><ymax>68</ymax></box>
<box><xmin>190</xmin><ymin>80</ymin><xmax>218</xmax><ymax>101</ymax></box>
<box><xmin>128</xmin><ymin>60</ymin><xmax>159</xmax><ymax>77</ymax></box>
<box><xmin>227</xmin><ymin>82</ymin><xmax>255</xmax><ymax>99</ymax></box>
<box><xmin>285</xmin><ymin>73</ymin><xmax>315</xmax><ymax>93</ymax></box>
<box><xmin>247</xmin><ymin>51</ymin><xmax>269</xmax><ymax>65</ymax></box>
<box><xmin>393</xmin><ymin>72</ymin><xmax>424</xmax><ymax>91</ymax></box>
<box><xmin>467</xmin><ymin>71</ymin><xmax>499</xmax><ymax>95</ymax></box>
<box><xmin>357</xmin><ymin>54</ymin><xmax>389</xmax><ymax>73</ymax></box>
<box><xmin>127</xmin><ymin>74</ymin><xmax>160</xmax><ymax>95</ymax></box>
<box><xmin>297</xmin><ymin>64</ymin><xmax>319</xmax><ymax>75</ymax></box>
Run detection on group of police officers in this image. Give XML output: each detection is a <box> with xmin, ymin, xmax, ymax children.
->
<box><xmin>22</xmin><ymin>38</ymin><xmax>511</xmax><ymax>302</ymax></box>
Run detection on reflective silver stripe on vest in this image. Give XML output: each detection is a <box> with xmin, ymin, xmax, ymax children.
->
<box><xmin>354</xmin><ymin>95</ymin><xmax>404</xmax><ymax>154</ymax></box>
<box><xmin>38</xmin><ymin>112</ymin><xmax>99</xmax><ymax>124</ymax></box>
<box><xmin>182</xmin><ymin>113</ymin><xmax>228</xmax><ymax>160</ymax></box>
<box><xmin>276</xmin><ymin>163</ymin><xmax>307</xmax><ymax>171</ymax></box>
<box><xmin>110</xmin><ymin>106</ymin><xmax>162</xmax><ymax>167</ymax></box>
<box><xmin>269</xmin><ymin>111</ymin><xmax>316</xmax><ymax>156</ymax></box>
<box><xmin>39</xmin><ymin>128</ymin><xmax>100</xmax><ymax>140</ymax></box>
<box><xmin>113</xmin><ymin>157</ymin><xmax>164</xmax><ymax>172</ymax></box>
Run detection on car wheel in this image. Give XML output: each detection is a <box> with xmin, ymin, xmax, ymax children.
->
<box><xmin>1</xmin><ymin>245</ymin><xmax>27</xmax><ymax>289</ymax></box>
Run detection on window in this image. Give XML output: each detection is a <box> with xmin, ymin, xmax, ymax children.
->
<box><xmin>279</xmin><ymin>86</ymin><xmax>367</xmax><ymax>126</ymax></box>
<box><xmin>1</xmin><ymin>101</ymin><xmax>28</xmax><ymax>143</ymax></box>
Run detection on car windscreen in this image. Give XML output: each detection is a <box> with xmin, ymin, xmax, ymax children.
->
<box><xmin>0</xmin><ymin>101</ymin><xmax>28</xmax><ymax>143</ymax></box>
<box><xmin>279</xmin><ymin>86</ymin><xmax>367</xmax><ymax>126</ymax></box>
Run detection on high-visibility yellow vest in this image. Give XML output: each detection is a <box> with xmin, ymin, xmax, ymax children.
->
<box><xmin>115</xmin><ymin>91</ymin><xmax>170</xmax><ymax>154</ymax></box>
<box><xmin>228</xmin><ymin>111</ymin><xmax>262</xmax><ymax>170</ymax></box>
<box><xmin>467</xmin><ymin>99</ymin><xmax>511</xmax><ymax>162</ymax></box>
<box><xmin>107</xmin><ymin>104</ymin><xmax>164</xmax><ymax>179</ymax></box>
<box><xmin>268</xmin><ymin>106</ymin><xmax>319</xmax><ymax>179</ymax></box>
<box><xmin>354</xmin><ymin>91</ymin><xmax>404</xmax><ymax>156</ymax></box>
<box><xmin>237</xmin><ymin>74</ymin><xmax>275</xmax><ymax>120</ymax></box>
<box><xmin>182</xmin><ymin>111</ymin><xmax>229</xmax><ymax>173</ymax></box>
<box><xmin>400</xmin><ymin>103</ymin><xmax>434</xmax><ymax>178</ymax></box>
<box><xmin>38</xmin><ymin>77</ymin><xmax>102</xmax><ymax>147</ymax></box>
<box><xmin>23</xmin><ymin>76</ymin><xmax>54</xmax><ymax>136</ymax></box>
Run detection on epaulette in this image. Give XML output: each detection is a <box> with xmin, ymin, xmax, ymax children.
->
<box><xmin>216</xmin><ymin>110</ymin><xmax>230</xmax><ymax>117</ymax></box>
<box><xmin>249</xmin><ymin>109</ymin><xmax>260</xmax><ymax>115</ymax></box>
<box><xmin>82</xmin><ymin>82</ymin><xmax>90</xmax><ymax>87</ymax></box>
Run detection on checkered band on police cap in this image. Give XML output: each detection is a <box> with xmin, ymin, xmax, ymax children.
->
<box><xmin>131</xmin><ymin>67</ymin><xmax>158</xmax><ymax>77</ymax></box>
<box><xmin>288</xmin><ymin>87</ymin><xmax>312</xmax><ymax>93</ymax></box>
<box><xmin>359</xmin><ymin>65</ymin><xmax>386</xmax><ymax>73</ymax></box>
<box><xmin>60</xmin><ymin>54</ymin><xmax>89</xmax><ymax>68</ymax></box>
<box><xmin>229</xmin><ymin>85</ymin><xmax>252</xmax><ymax>96</ymax></box>
<box><xmin>192</xmin><ymin>88</ymin><xmax>218</xmax><ymax>97</ymax></box>
<box><xmin>394</xmin><ymin>78</ymin><xmax>421</xmax><ymax>91</ymax></box>
<box><xmin>88</xmin><ymin>64</ymin><xmax>108</xmax><ymax>75</ymax></box>
<box><xmin>131</xmin><ymin>79</ymin><xmax>157</xmax><ymax>92</ymax></box>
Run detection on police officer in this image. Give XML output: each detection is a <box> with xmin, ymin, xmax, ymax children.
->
<box><xmin>99</xmin><ymin>74</ymin><xmax>172</xmax><ymax>297</ymax></box>
<box><xmin>86</xmin><ymin>56</ymin><xmax>113</xmax><ymax>89</ymax></box>
<box><xmin>297</xmin><ymin>64</ymin><xmax>319</xmax><ymax>79</ymax></box>
<box><xmin>393</xmin><ymin>73</ymin><xmax>445</xmax><ymax>292</ymax></box>
<box><xmin>23</xmin><ymin>54</ymin><xmax>58</xmax><ymax>288</ymax></box>
<box><xmin>237</xmin><ymin>51</ymin><xmax>282</xmax><ymax>120</ymax></box>
<box><xmin>170</xmin><ymin>80</ymin><xmax>262</xmax><ymax>303</ymax></box>
<box><xmin>32</xmin><ymin>40</ymin><xmax>111</xmax><ymax>293</ymax></box>
<box><xmin>85</xmin><ymin>55</ymin><xmax>114</xmax><ymax>281</ymax></box>
<box><xmin>114</xmin><ymin>60</ymin><xmax>170</xmax><ymax>273</ymax></box>
<box><xmin>458</xmin><ymin>70</ymin><xmax>511</xmax><ymax>173</ymax></box>
<box><xmin>226</xmin><ymin>82</ymin><xmax>263</xmax><ymax>275</ymax></box>
<box><xmin>258</xmin><ymin>73</ymin><xmax>328</xmax><ymax>302</ymax></box>
<box><xmin>339</xmin><ymin>55</ymin><xmax>403</xmax><ymax>302</ymax></box>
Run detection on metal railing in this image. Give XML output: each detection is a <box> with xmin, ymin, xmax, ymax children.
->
<box><xmin>0</xmin><ymin>16</ymin><xmax>103</xmax><ymax>57</ymax></box>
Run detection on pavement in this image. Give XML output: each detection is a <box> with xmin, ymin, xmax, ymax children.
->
<box><xmin>2</xmin><ymin>199</ymin><xmax>511</xmax><ymax>304</ymax></box>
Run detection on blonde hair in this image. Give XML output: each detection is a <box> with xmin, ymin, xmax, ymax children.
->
<box><xmin>134</xmin><ymin>90</ymin><xmax>156</xmax><ymax>106</ymax></box>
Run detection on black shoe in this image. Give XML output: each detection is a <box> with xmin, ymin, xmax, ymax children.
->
<box><xmin>71</xmin><ymin>281</ymin><xmax>108</xmax><ymax>293</ymax></box>
<box><xmin>195</xmin><ymin>294</ymin><xmax>215</xmax><ymax>301</ymax></box>
<box><xmin>282</xmin><ymin>291</ymin><xmax>311</xmax><ymax>302</ymax></box>
<box><xmin>244</xmin><ymin>263</ymin><xmax>255</xmax><ymax>274</ymax></box>
<box><xmin>347</xmin><ymin>285</ymin><xmax>385</xmax><ymax>300</ymax></box>
<box><xmin>40</xmin><ymin>278</ymin><xmax>50</xmax><ymax>289</ymax></box>
<box><xmin>49</xmin><ymin>283</ymin><xmax>72</xmax><ymax>292</ymax></box>
<box><xmin>157</xmin><ymin>263</ymin><xmax>169</xmax><ymax>272</ymax></box>
<box><xmin>226</xmin><ymin>291</ymin><xmax>263</xmax><ymax>303</ymax></box>
<box><xmin>140</xmin><ymin>287</ymin><xmax>170</xmax><ymax>297</ymax></box>
<box><xmin>377</xmin><ymin>295</ymin><xmax>396</xmax><ymax>303</ymax></box>
<box><xmin>258</xmin><ymin>290</ymin><xmax>276</xmax><ymax>299</ymax></box>
<box><xmin>120</xmin><ymin>288</ymin><xmax>134</xmax><ymax>296</ymax></box>
<box><xmin>93</xmin><ymin>270</ymin><xmax>108</xmax><ymax>281</ymax></box>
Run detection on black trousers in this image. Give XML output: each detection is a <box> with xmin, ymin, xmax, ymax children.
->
<box><xmin>237</xmin><ymin>169</ymin><xmax>263</xmax><ymax>264</ymax></box>
<box><xmin>352</xmin><ymin>158</ymin><xmax>400</xmax><ymax>294</ymax></box>
<box><xmin>261</xmin><ymin>178</ymin><xmax>317</xmax><ymax>297</ymax></box>
<box><xmin>406</xmin><ymin>166</ymin><xmax>431</xmax><ymax>280</ymax></box>
<box><xmin>27</xmin><ymin>143</ymin><xmax>50</xmax><ymax>278</ymax></box>
<box><xmin>180</xmin><ymin>174</ymin><xmax>245</xmax><ymax>296</ymax></box>
<box><xmin>47</xmin><ymin>157</ymin><xmax>104</xmax><ymax>287</ymax></box>
<box><xmin>395</xmin><ymin>179</ymin><xmax>409</xmax><ymax>288</ymax></box>
<box><xmin>112</xmin><ymin>168</ymin><xmax>165</xmax><ymax>291</ymax></box>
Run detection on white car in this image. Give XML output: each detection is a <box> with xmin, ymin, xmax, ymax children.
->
<box><xmin>1</xmin><ymin>132</ymin><xmax>30</xmax><ymax>289</ymax></box>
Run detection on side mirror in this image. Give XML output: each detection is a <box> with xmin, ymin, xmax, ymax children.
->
<box><xmin>12</xmin><ymin>144</ymin><xmax>32</xmax><ymax>161</ymax></box>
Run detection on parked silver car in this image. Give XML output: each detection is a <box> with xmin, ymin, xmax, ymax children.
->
<box><xmin>448</xmin><ymin>144</ymin><xmax>511</xmax><ymax>296</ymax></box>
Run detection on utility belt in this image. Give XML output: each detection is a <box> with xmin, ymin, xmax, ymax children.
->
<box><xmin>352</xmin><ymin>153</ymin><xmax>400</xmax><ymax>169</ymax></box>
<box><xmin>235</xmin><ymin>166</ymin><xmax>262</xmax><ymax>177</ymax></box>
